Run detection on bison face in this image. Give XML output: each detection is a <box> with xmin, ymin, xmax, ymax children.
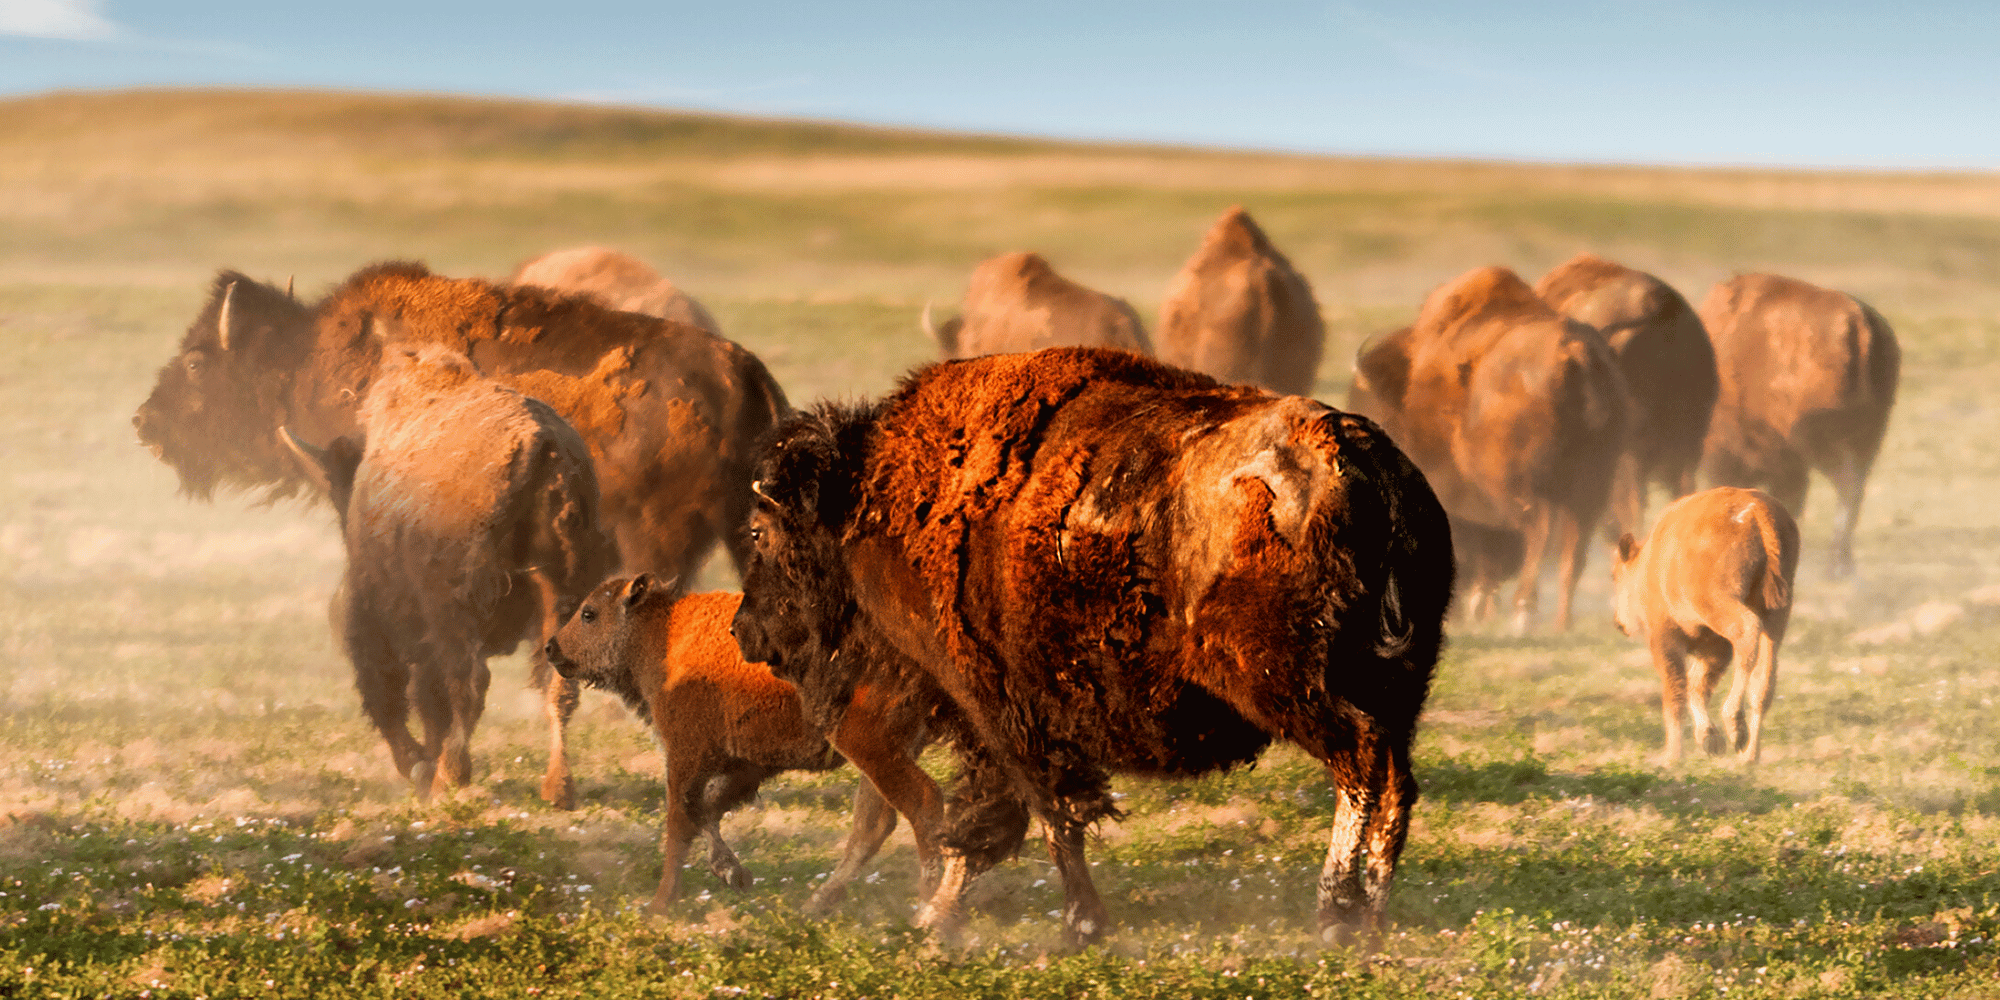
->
<box><xmin>730</xmin><ymin>406</ymin><xmax>867</xmax><ymax>684</ymax></box>
<box><xmin>545</xmin><ymin>574</ymin><xmax>665</xmax><ymax>709</ymax></box>
<box><xmin>1609</xmin><ymin>533</ymin><xmax>1642</xmax><ymax>637</ymax></box>
<box><xmin>133</xmin><ymin>273</ymin><xmax>315</xmax><ymax>499</ymax></box>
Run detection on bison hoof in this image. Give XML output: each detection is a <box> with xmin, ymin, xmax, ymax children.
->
<box><xmin>410</xmin><ymin>761</ymin><xmax>437</xmax><ymax>803</ymax></box>
<box><xmin>714</xmin><ymin>861</ymin><xmax>752</xmax><ymax>892</ymax></box>
<box><xmin>802</xmin><ymin>884</ymin><xmax>846</xmax><ymax>917</ymax></box>
<box><xmin>541</xmin><ymin>774</ymin><xmax>577</xmax><ymax>811</ymax></box>
<box><xmin>914</xmin><ymin>901</ymin><xmax>966</xmax><ymax>946</ymax></box>
<box><xmin>1700</xmin><ymin>729</ymin><xmax>1727</xmax><ymax>756</ymax></box>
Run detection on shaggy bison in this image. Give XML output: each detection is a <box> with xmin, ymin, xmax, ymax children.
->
<box><xmin>1158</xmin><ymin>206</ymin><xmax>1325</xmax><ymax>395</ymax></box>
<box><xmin>544</xmin><ymin>578</ymin><xmax>942</xmax><ymax>914</ymax></box>
<box><xmin>133</xmin><ymin>261</ymin><xmax>787</xmax><ymax>583</ymax></box>
<box><xmin>921</xmin><ymin>251</ymin><xmax>1151</xmax><ymax>358</ymax></box>
<box><xmin>1347</xmin><ymin>267</ymin><xmax>1626</xmax><ymax>631</ymax></box>
<box><xmin>509</xmin><ymin>245</ymin><xmax>721</xmax><ymax>334</ymax></box>
<box><xmin>281</xmin><ymin>343</ymin><xmax>617</xmax><ymax>801</ymax></box>
<box><xmin>731</xmin><ymin>347</ymin><xmax>1453</xmax><ymax>947</ymax></box>
<box><xmin>1698</xmin><ymin>274</ymin><xmax>1899</xmax><ymax>578</ymax></box>
<box><xmin>1534</xmin><ymin>253</ymin><xmax>1717</xmax><ymax>536</ymax></box>
<box><xmin>1612</xmin><ymin>487</ymin><xmax>1799</xmax><ymax>765</ymax></box>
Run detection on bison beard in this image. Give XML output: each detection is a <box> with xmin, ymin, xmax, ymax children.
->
<box><xmin>732</xmin><ymin>347</ymin><xmax>1453</xmax><ymax>948</ymax></box>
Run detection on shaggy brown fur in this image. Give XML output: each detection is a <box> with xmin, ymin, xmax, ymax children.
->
<box><xmin>508</xmin><ymin>246</ymin><xmax>721</xmax><ymax>334</ymax></box>
<box><xmin>922</xmin><ymin>251</ymin><xmax>1151</xmax><ymax>358</ymax></box>
<box><xmin>134</xmin><ymin>262</ymin><xmax>788</xmax><ymax>584</ymax></box>
<box><xmin>544</xmin><ymin>579</ymin><xmax>942</xmax><ymax>914</ymax></box>
<box><xmin>1534</xmin><ymin>253</ymin><xmax>1717</xmax><ymax>536</ymax></box>
<box><xmin>1612</xmin><ymin>487</ymin><xmax>1799</xmax><ymax>764</ymax></box>
<box><xmin>1158</xmin><ymin>206</ymin><xmax>1325</xmax><ymax>395</ymax></box>
<box><xmin>1347</xmin><ymin>267</ymin><xmax>1627</xmax><ymax>631</ymax></box>
<box><xmin>284</xmin><ymin>344</ymin><xmax>616</xmax><ymax>802</ymax></box>
<box><xmin>1698</xmin><ymin>274</ymin><xmax>1899</xmax><ymax>578</ymax></box>
<box><xmin>732</xmin><ymin>347</ymin><xmax>1453</xmax><ymax>948</ymax></box>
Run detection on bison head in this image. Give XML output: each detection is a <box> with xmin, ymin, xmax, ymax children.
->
<box><xmin>545</xmin><ymin>573</ymin><xmax>673</xmax><ymax>711</ymax></box>
<box><xmin>731</xmin><ymin>403</ymin><xmax>871</xmax><ymax>689</ymax></box>
<box><xmin>133</xmin><ymin>272</ymin><xmax>317</xmax><ymax>500</ymax></box>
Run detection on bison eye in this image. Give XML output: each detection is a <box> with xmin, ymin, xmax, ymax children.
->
<box><xmin>184</xmin><ymin>355</ymin><xmax>202</xmax><ymax>375</ymax></box>
<box><xmin>579</xmin><ymin>607</ymin><xmax>597</xmax><ymax>624</ymax></box>
<box><xmin>748</xmin><ymin>526</ymin><xmax>763</xmax><ymax>543</ymax></box>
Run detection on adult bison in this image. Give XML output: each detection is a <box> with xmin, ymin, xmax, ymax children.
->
<box><xmin>732</xmin><ymin>347</ymin><xmax>1453</xmax><ymax>947</ymax></box>
<box><xmin>1158</xmin><ymin>206</ymin><xmax>1325</xmax><ymax>395</ymax></box>
<box><xmin>1698</xmin><ymin>273</ymin><xmax>1899</xmax><ymax>578</ymax></box>
<box><xmin>133</xmin><ymin>261</ymin><xmax>790</xmax><ymax>805</ymax></box>
<box><xmin>1534</xmin><ymin>253</ymin><xmax>1716</xmax><ymax>536</ymax></box>
<box><xmin>921</xmin><ymin>251</ymin><xmax>1151</xmax><ymax>358</ymax></box>
<box><xmin>1346</xmin><ymin>267</ymin><xmax>1626</xmax><ymax>631</ymax></box>
<box><xmin>509</xmin><ymin>245</ymin><xmax>722</xmax><ymax>334</ymax></box>
<box><xmin>282</xmin><ymin>342</ymin><xmax>616</xmax><ymax>801</ymax></box>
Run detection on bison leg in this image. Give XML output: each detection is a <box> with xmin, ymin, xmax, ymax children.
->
<box><xmin>1650</xmin><ymin>630</ymin><xmax>1691</xmax><ymax>764</ymax></box>
<box><xmin>1716</xmin><ymin>610</ymin><xmax>1780</xmax><ymax>765</ymax></box>
<box><xmin>526</xmin><ymin>569</ymin><xmax>581</xmax><ymax>810</ymax></box>
<box><xmin>1552</xmin><ymin>507</ymin><xmax>1590</xmax><ymax>632</ymax></box>
<box><xmin>805</xmin><ymin>781</ymin><xmax>899</xmax><ymax>916</ymax></box>
<box><xmin>1826</xmin><ymin>449</ymin><xmax>1869</xmax><ymax>580</ymax></box>
<box><xmin>914</xmin><ymin>749</ymin><xmax>1031</xmax><ymax>943</ymax></box>
<box><xmin>1045</xmin><ymin>818</ymin><xmax>1111</xmax><ymax>949</ymax></box>
<box><xmin>1362</xmin><ymin>738</ymin><xmax>1419</xmax><ymax>916</ymax></box>
<box><xmin>1686</xmin><ymin>632</ymin><xmax>1733</xmax><ymax>757</ymax></box>
<box><xmin>1510</xmin><ymin>504</ymin><xmax>1555</xmax><ymax>634</ymax></box>
<box><xmin>696</xmin><ymin>762</ymin><xmax>768</xmax><ymax>891</ymax></box>
<box><xmin>1607</xmin><ymin>451</ymin><xmax>1645</xmax><ymax>543</ymax></box>
<box><xmin>647</xmin><ymin>756</ymin><xmax>703</xmax><ymax>913</ymax></box>
<box><xmin>813</xmin><ymin>699</ymin><xmax>943</xmax><ymax>915</ymax></box>
<box><xmin>1317</xmin><ymin>735</ymin><xmax>1386</xmax><ymax>944</ymax></box>
<box><xmin>420</xmin><ymin>654</ymin><xmax>482</xmax><ymax>796</ymax></box>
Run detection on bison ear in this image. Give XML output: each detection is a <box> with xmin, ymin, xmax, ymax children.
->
<box><xmin>1616</xmin><ymin>533</ymin><xmax>1639</xmax><ymax>563</ymax></box>
<box><xmin>623</xmin><ymin>573</ymin><xmax>678</xmax><ymax>611</ymax></box>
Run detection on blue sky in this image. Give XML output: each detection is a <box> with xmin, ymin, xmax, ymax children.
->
<box><xmin>2</xmin><ymin>1</ymin><xmax>1995</xmax><ymax>169</ymax></box>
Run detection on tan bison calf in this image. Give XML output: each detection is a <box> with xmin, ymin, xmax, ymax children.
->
<box><xmin>1611</xmin><ymin>487</ymin><xmax>1799</xmax><ymax>764</ymax></box>
<box><xmin>544</xmin><ymin>576</ymin><xmax>942</xmax><ymax>915</ymax></box>
<box><xmin>1158</xmin><ymin>206</ymin><xmax>1325</xmax><ymax>395</ymax></box>
<box><xmin>508</xmin><ymin>246</ymin><xmax>722</xmax><ymax>334</ymax></box>
<box><xmin>922</xmin><ymin>251</ymin><xmax>1151</xmax><ymax>358</ymax></box>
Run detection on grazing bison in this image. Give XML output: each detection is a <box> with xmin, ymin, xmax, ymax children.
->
<box><xmin>1347</xmin><ymin>267</ymin><xmax>1627</xmax><ymax>631</ymax></box>
<box><xmin>1698</xmin><ymin>274</ymin><xmax>1899</xmax><ymax>578</ymax></box>
<box><xmin>133</xmin><ymin>261</ymin><xmax>789</xmax><ymax>806</ymax></box>
<box><xmin>544</xmin><ymin>577</ymin><xmax>942</xmax><ymax>914</ymax></box>
<box><xmin>282</xmin><ymin>343</ymin><xmax>617</xmax><ymax>801</ymax></box>
<box><xmin>1534</xmin><ymin>253</ymin><xmax>1717</xmax><ymax>536</ymax></box>
<box><xmin>508</xmin><ymin>245</ymin><xmax>721</xmax><ymax>334</ymax></box>
<box><xmin>921</xmin><ymin>251</ymin><xmax>1151</xmax><ymax>358</ymax></box>
<box><xmin>1611</xmin><ymin>487</ymin><xmax>1799</xmax><ymax>765</ymax></box>
<box><xmin>1158</xmin><ymin>206</ymin><xmax>1325</xmax><ymax>395</ymax></box>
<box><xmin>731</xmin><ymin>347</ymin><xmax>1453</xmax><ymax>947</ymax></box>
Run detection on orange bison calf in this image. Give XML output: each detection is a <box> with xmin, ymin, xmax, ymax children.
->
<box><xmin>544</xmin><ymin>576</ymin><xmax>942</xmax><ymax>914</ymax></box>
<box><xmin>1611</xmin><ymin>487</ymin><xmax>1799</xmax><ymax>765</ymax></box>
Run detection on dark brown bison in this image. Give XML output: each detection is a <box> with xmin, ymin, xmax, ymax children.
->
<box><xmin>1698</xmin><ymin>273</ymin><xmax>1899</xmax><ymax>578</ymax></box>
<box><xmin>731</xmin><ymin>347</ymin><xmax>1453</xmax><ymax>948</ymax></box>
<box><xmin>921</xmin><ymin>251</ymin><xmax>1151</xmax><ymax>358</ymax></box>
<box><xmin>133</xmin><ymin>261</ymin><xmax>789</xmax><ymax>807</ymax></box>
<box><xmin>509</xmin><ymin>245</ymin><xmax>721</xmax><ymax>334</ymax></box>
<box><xmin>1612</xmin><ymin>487</ymin><xmax>1799</xmax><ymax>765</ymax></box>
<box><xmin>1158</xmin><ymin>206</ymin><xmax>1325</xmax><ymax>395</ymax></box>
<box><xmin>282</xmin><ymin>343</ymin><xmax>617</xmax><ymax>801</ymax></box>
<box><xmin>544</xmin><ymin>578</ymin><xmax>941</xmax><ymax>914</ymax></box>
<box><xmin>134</xmin><ymin>262</ymin><xmax>787</xmax><ymax>583</ymax></box>
<box><xmin>1346</xmin><ymin>267</ymin><xmax>1626</xmax><ymax>631</ymax></box>
<box><xmin>1534</xmin><ymin>253</ymin><xmax>1717</xmax><ymax>536</ymax></box>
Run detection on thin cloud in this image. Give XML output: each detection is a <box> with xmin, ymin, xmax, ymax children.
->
<box><xmin>0</xmin><ymin>0</ymin><xmax>120</xmax><ymax>41</ymax></box>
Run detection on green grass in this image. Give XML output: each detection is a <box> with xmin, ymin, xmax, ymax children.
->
<box><xmin>7</xmin><ymin>88</ymin><xmax>2000</xmax><ymax>997</ymax></box>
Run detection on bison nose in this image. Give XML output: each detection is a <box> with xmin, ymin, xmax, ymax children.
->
<box><xmin>544</xmin><ymin>637</ymin><xmax>575</xmax><ymax>679</ymax></box>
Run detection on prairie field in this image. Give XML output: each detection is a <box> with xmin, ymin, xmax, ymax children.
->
<box><xmin>8</xmin><ymin>89</ymin><xmax>2000</xmax><ymax>998</ymax></box>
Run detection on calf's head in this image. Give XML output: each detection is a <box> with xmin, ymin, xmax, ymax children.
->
<box><xmin>134</xmin><ymin>272</ymin><xmax>317</xmax><ymax>499</ymax></box>
<box><xmin>731</xmin><ymin>404</ymin><xmax>869</xmax><ymax>685</ymax></box>
<box><xmin>545</xmin><ymin>573</ymin><xmax>673</xmax><ymax>709</ymax></box>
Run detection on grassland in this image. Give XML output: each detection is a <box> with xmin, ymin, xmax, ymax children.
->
<box><xmin>6</xmin><ymin>88</ymin><xmax>2000</xmax><ymax>998</ymax></box>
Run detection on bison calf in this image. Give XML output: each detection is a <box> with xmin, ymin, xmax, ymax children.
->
<box><xmin>544</xmin><ymin>576</ymin><xmax>942</xmax><ymax>914</ymax></box>
<box><xmin>284</xmin><ymin>342</ymin><xmax>616</xmax><ymax>802</ymax></box>
<box><xmin>1612</xmin><ymin>487</ymin><xmax>1799</xmax><ymax>765</ymax></box>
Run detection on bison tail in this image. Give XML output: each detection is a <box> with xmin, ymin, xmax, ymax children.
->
<box><xmin>1752</xmin><ymin>504</ymin><xmax>1794</xmax><ymax>613</ymax></box>
<box><xmin>1374</xmin><ymin>571</ymin><xmax>1415</xmax><ymax>660</ymax></box>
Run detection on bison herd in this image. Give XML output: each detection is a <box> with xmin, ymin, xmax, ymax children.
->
<box><xmin>132</xmin><ymin>207</ymin><xmax>1898</xmax><ymax>948</ymax></box>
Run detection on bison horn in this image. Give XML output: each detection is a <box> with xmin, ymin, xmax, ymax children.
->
<box><xmin>286</xmin><ymin>275</ymin><xmax>296</xmax><ymax>299</ymax></box>
<box><xmin>750</xmin><ymin>479</ymin><xmax>776</xmax><ymax>505</ymax></box>
<box><xmin>919</xmin><ymin>301</ymin><xmax>936</xmax><ymax>339</ymax></box>
<box><xmin>276</xmin><ymin>426</ymin><xmax>332</xmax><ymax>493</ymax></box>
<box><xmin>216</xmin><ymin>281</ymin><xmax>237</xmax><ymax>351</ymax></box>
